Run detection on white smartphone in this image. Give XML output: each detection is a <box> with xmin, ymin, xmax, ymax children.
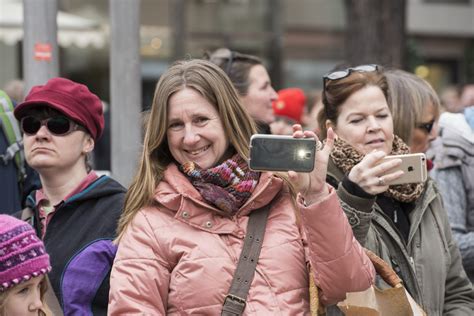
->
<box><xmin>381</xmin><ymin>153</ymin><xmax>427</xmax><ymax>185</ymax></box>
<box><xmin>249</xmin><ymin>134</ymin><xmax>316</xmax><ymax>172</ymax></box>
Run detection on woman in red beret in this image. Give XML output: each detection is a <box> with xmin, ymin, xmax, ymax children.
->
<box><xmin>13</xmin><ymin>77</ymin><xmax>126</xmax><ymax>316</ymax></box>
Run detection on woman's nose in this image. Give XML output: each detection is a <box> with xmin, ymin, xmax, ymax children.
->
<box><xmin>270</xmin><ymin>87</ymin><xmax>278</xmax><ymax>101</ymax></box>
<box><xmin>428</xmin><ymin>124</ymin><xmax>438</xmax><ymax>141</ymax></box>
<box><xmin>367</xmin><ymin>116</ymin><xmax>381</xmax><ymax>131</ymax></box>
<box><xmin>34</xmin><ymin>125</ymin><xmax>51</xmax><ymax>138</ymax></box>
<box><xmin>183</xmin><ymin>126</ymin><xmax>199</xmax><ymax>145</ymax></box>
<box><xmin>28</xmin><ymin>295</ymin><xmax>44</xmax><ymax>312</ymax></box>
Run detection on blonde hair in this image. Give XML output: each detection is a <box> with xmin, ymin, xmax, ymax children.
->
<box><xmin>116</xmin><ymin>59</ymin><xmax>259</xmax><ymax>240</ymax></box>
<box><xmin>385</xmin><ymin>69</ymin><xmax>441</xmax><ymax>144</ymax></box>
<box><xmin>0</xmin><ymin>276</ymin><xmax>52</xmax><ymax>316</ymax></box>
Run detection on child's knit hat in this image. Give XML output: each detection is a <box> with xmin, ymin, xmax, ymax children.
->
<box><xmin>0</xmin><ymin>215</ymin><xmax>51</xmax><ymax>291</ymax></box>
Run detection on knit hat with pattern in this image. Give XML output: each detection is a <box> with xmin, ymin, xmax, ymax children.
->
<box><xmin>0</xmin><ymin>215</ymin><xmax>51</xmax><ymax>291</ymax></box>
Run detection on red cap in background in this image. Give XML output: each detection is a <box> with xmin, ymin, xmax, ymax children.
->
<box><xmin>273</xmin><ymin>88</ymin><xmax>306</xmax><ymax>124</ymax></box>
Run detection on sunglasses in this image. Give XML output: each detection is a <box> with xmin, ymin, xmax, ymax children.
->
<box><xmin>323</xmin><ymin>64</ymin><xmax>379</xmax><ymax>89</ymax></box>
<box><xmin>416</xmin><ymin>119</ymin><xmax>435</xmax><ymax>134</ymax></box>
<box><xmin>20</xmin><ymin>115</ymin><xmax>83</xmax><ymax>136</ymax></box>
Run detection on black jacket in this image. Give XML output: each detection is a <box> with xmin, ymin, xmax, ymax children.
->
<box><xmin>25</xmin><ymin>175</ymin><xmax>126</xmax><ymax>316</ymax></box>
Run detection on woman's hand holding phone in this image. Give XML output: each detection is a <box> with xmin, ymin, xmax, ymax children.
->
<box><xmin>289</xmin><ymin>124</ymin><xmax>335</xmax><ymax>205</ymax></box>
<box><xmin>348</xmin><ymin>151</ymin><xmax>404</xmax><ymax>195</ymax></box>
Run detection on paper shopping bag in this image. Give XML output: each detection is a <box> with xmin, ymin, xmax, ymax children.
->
<box><xmin>337</xmin><ymin>249</ymin><xmax>426</xmax><ymax>316</ymax></box>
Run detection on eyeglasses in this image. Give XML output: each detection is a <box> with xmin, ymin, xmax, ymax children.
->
<box><xmin>20</xmin><ymin>116</ymin><xmax>83</xmax><ymax>136</ymax></box>
<box><xmin>416</xmin><ymin>119</ymin><xmax>435</xmax><ymax>134</ymax></box>
<box><xmin>323</xmin><ymin>64</ymin><xmax>379</xmax><ymax>89</ymax></box>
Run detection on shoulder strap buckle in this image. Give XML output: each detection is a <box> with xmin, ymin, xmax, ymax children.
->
<box><xmin>222</xmin><ymin>294</ymin><xmax>246</xmax><ymax>315</ymax></box>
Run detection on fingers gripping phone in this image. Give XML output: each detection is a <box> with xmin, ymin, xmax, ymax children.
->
<box><xmin>249</xmin><ymin>134</ymin><xmax>316</xmax><ymax>172</ymax></box>
<box><xmin>381</xmin><ymin>153</ymin><xmax>428</xmax><ymax>185</ymax></box>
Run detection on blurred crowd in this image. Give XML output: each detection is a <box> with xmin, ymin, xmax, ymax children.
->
<box><xmin>1</xmin><ymin>50</ymin><xmax>473</xmax><ymax>315</ymax></box>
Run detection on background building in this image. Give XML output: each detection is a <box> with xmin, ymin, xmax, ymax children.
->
<box><xmin>1</xmin><ymin>0</ymin><xmax>473</xmax><ymax>100</ymax></box>
<box><xmin>1</xmin><ymin>0</ymin><xmax>472</xmax><ymax>178</ymax></box>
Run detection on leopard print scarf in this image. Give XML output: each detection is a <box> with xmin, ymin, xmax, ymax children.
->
<box><xmin>330</xmin><ymin>135</ymin><xmax>424</xmax><ymax>203</ymax></box>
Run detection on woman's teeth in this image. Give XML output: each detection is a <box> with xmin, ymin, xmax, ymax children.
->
<box><xmin>189</xmin><ymin>145</ymin><xmax>210</xmax><ymax>155</ymax></box>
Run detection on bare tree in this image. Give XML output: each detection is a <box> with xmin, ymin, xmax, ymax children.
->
<box><xmin>345</xmin><ymin>0</ymin><xmax>407</xmax><ymax>69</ymax></box>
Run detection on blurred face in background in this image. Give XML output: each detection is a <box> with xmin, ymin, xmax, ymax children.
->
<box><xmin>240</xmin><ymin>65</ymin><xmax>278</xmax><ymax>124</ymax></box>
<box><xmin>270</xmin><ymin>117</ymin><xmax>295</xmax><ymax>135</ymax></box>
<box><xmin>303</xmin><ymin>100</ymin><xmax>323</xmax><ymax>137</ymax></box>
<box><xmin>410</xmin><ymin>102</ymin><xmax>438</xmax><ymax>153</ymax></box>
<box><xmin>328</xmin><ymin>85</ymin><xmax>394</xmax><ymax>155</ymax></box>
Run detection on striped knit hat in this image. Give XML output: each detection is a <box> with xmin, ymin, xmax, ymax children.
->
<box><xmin>0</xmin><ymin>215</ymin><xmax>51</xmax><ymax>291</ymax></box>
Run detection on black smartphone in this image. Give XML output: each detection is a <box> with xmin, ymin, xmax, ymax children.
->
<box><xmin>249</xmin><ymin>134</ymin><xmax>316</xmax><ymax>172</ymax></box>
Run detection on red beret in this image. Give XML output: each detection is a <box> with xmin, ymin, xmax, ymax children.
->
<box><xmin>14</xmin><ymin>77</ymin><xmax>104</xmax><ymax>140</ymax></box>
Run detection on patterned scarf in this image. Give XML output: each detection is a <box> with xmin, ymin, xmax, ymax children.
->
<box><xmin>180</xmin><ymin>154</ymin><xmax>259</xmax><ymax>217</ymax></box>
<box><xmin>330</xmin><ymin>135</ymin><xmax>424</xmax><ymax>203</ymax></box>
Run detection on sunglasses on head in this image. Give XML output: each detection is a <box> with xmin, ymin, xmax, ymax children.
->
<box><xmin>416</xmin><ymin>119</ymin><xmax>435</xmax><ymax>134</ymax></box>
<box><xmin>224</xmin><ymin>51</ymin><xmax>236</xmax><ymax>75</ymax></box>
<box><xmin>209</xmin><ymin>49</ymin><xmax>254</xmax><ymax>76</ymax></box>
<box><xmin>323</xmin><ymin>64</ymin><xmax>379</xmax><ymax>89</ymax></box>
<box><xmin>20</xmin><ymin>115</ymin><xmax>82</xmax><ymax>136</ymax></box>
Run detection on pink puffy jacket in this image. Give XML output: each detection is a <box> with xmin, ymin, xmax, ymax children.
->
<box><xmin>109</xmin><ymin>164</ymin><xmax>374</xmax><ymax>315</ymax></box>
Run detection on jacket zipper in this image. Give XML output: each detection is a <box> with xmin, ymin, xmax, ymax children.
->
<box><xmin>374</xmin><ymin>207</ymin><xmax>423</xmax><ymax>303</ymax></box>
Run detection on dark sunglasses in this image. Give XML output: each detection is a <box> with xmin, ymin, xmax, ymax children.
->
<box><xmin>323</xmin><ymin>64</ymin><xmax>379</xmax><ymax>89</ymax></box>
<box><xmin>20</xmin><ymin>115</ymin><xmax>82</xmax><ymax>136</ymax></box>
<box><xmin>416</xmin><ymin>119</ymin><xmax>435</xmax><ymax>134</ymax></box>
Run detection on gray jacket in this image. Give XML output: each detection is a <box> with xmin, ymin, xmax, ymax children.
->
<box><xmin>328</xmin><ymin>159</ymin><xmax>474</xmax><ymax>315</ymax></box>
<box><xmin>431</xmin><ymin>112</ymin><xmax>474</xmax><ymax>283</ymax></box>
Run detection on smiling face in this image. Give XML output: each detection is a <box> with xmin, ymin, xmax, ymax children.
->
<box><xmin>22</xmin><ymin>108</ymin><xmax>94</xmax><ymax>174</ymax></box>
<box><xmin>167</xmin><ymin>88</ymin><xmax>230</xmax><ymax>169</ymax></box>
<box><xmin>2</xmin><ymin>275</ymin><xmax>45</xmax><ymax>316</ymax></box>
<box><xmin>328</xmin><ymin>85</ymin><xmax>394</xmax><ymax>155</ymax></box>
<box><xmin>240</xmin><ymin>64</ymin><xmax>278</xmax><ymax>124</ymax></box>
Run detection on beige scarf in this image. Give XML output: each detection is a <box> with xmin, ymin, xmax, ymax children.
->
<box><xmin>330</xmin><ymin>135</ymin><xmax>424</xmax><ymax>203</ymax></box>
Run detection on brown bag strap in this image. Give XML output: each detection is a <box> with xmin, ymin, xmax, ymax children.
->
<box><xmin>221</xmin><ymin>202</ymin><xmax>272</xmax><ymax>316</ymax></box>
<box><xmin>364</xmin><ymin>249</ymin><xmax>403</xmax><ymax>288</ymax></box>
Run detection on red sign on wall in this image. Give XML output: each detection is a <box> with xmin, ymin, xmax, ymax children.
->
<box><xmin>34</xmin><ymin>43</ymin><xmax>52</xmax><ymax>61</ymax></box>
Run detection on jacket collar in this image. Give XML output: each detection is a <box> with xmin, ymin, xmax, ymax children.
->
<box><xmin>153</xmin><ymin>163</ymin><xmax>283</xmax><ymax>234</ymax></box>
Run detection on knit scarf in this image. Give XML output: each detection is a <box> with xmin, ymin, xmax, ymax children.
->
<box><xmin>180</xmin><ymin>154</ymin><xmax>259</xmax><ymax>217</ymax></box>
<box><xmin>330</xmin><ymin>135</ymin><xmax>424</xmax><ymax>203</ymax></box>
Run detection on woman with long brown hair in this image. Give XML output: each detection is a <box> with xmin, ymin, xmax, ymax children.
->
<box><xmin>108</xmin><ymin>59</ymin><xmax>375</xmax><ymax>314</ymax></box>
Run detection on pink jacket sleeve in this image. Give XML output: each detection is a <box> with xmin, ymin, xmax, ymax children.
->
<box><xmin>108</xmin><ymin>210</ymin><xmax>170</xmax><ymax>315</ymax></box>
<box><xmin>299</xmin><ymin>184</ymin><xmax>375</xmax><ymax>305</ymax></box>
